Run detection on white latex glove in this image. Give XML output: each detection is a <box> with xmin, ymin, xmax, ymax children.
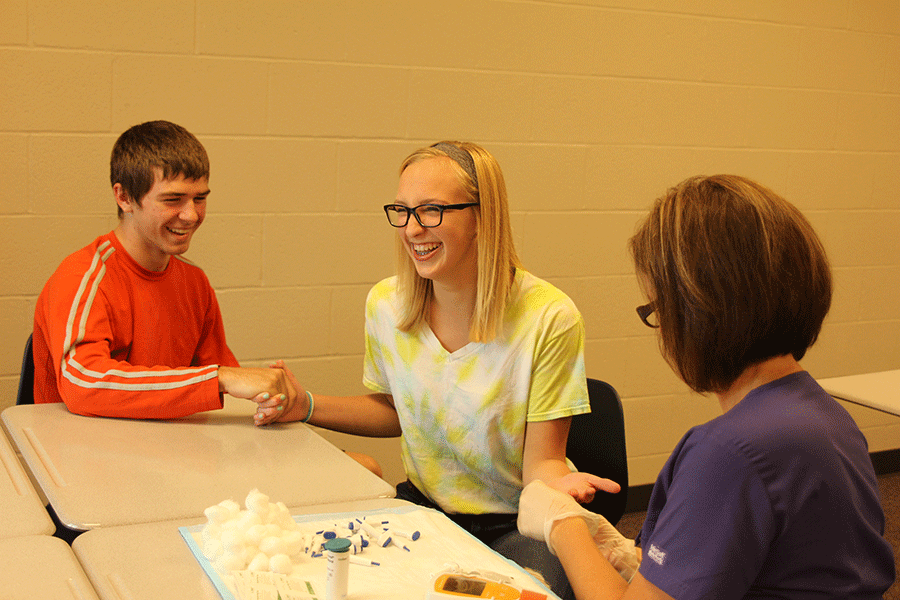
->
<box><xmin>518</xmin><ymin>480</ymin><xmax>639</xmax><ymax>581</ymax></box>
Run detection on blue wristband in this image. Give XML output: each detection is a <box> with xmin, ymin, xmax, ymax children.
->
<box><xmin>302</xmin><ymin>390</ymin><xmax>315</xmax><ymax>423</ymax></box>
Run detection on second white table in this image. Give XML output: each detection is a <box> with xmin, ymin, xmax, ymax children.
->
<box><xmin>819</xmin><ymin>370</ymin><xmax>900</xmax><ymax>417</ymax></box>
<box><xmin>0</xmin><ymin>426</ymin><xmax>54</xmax><ymax>538</ymax></box>
<box><xmin>1</xmin><ymin>535</ymin><xmax>100</xmax><ymax>599</ymax></box>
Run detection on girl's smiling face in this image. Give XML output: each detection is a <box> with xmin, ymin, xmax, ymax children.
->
<box><xmin>395</xmin><ymin>157</ymin><xmax>478</xmax><ymax>289</ymax></box>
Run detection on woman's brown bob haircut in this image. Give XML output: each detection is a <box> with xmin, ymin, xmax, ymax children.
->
<box><xmin>629</xmin><ymin>175</ymin><xmax>832</xmax><ymax>393</ymax></box>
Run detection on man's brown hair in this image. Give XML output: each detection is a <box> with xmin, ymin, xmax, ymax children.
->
<box><xmin>110</xmin><ymin>120</ymin><xmax>209</xmax><ymax>217</ymax></box>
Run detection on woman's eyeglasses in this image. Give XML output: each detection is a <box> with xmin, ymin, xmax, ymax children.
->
<box><xmin>636</xmin><ymin>303</ymin><xmax>659</xmax><ymax>328</ymax></box>
<box><xmin>383</xmin><ymin>203</ymin><xmax>478</xmax><ymax>228</ymax></box>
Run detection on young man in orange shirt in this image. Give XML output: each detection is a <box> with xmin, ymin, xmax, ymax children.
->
<box><xmin>33</xmin><ymin>121</ymin><xmax>295</xmax><ymax>419</ymax></box>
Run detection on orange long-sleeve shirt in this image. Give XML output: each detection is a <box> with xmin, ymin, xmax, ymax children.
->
<box><xmin>33</xmin><ymin>232</ymin><xmax>239</xmax><ymax>419</ymax></box>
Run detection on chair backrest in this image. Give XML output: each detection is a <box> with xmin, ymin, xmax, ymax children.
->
<box><xmin>566</xmin><ymin>378</ymin><xmax>628</xmax><ymax>525</ymax></box>
<box><xmin>16</xmin><ymin>334</ymin><xmax>35</xmax><ymax>405</ymax></box>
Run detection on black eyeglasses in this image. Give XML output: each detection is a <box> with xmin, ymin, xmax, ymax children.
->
<box><xmin>383</xmin><ymin>203</ymin><xmax>478</xmax><ymax>228</ymax></box>
<box><xmin>636</xmin><ymin>303</ymin><xmax>659</xmax><ymax>328</ymax></box>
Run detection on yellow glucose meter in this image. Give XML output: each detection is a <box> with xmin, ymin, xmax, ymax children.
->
<box><xmin>428</xmin><ymin>572</ymin><xmax>547</xmax><ymax>600</ymax></box>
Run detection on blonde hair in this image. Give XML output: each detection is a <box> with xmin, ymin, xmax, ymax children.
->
<box><xmin>395</xmin><ymin>141</ymin><xmax>521</xmax><ymax>342</ymax></box>
<box><xmin>629</xmin><ymin>175</ymin><xmax>832</xmax><ymax>393</ymax></box>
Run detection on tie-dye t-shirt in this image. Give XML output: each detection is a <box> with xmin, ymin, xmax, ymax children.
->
<box><xmin>363</xmin><ymin>269</ymin><xmax>589</xmax><ymax>515</ymax></box>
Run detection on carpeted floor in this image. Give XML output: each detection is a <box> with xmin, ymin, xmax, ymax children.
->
<box><xmin>615</xmin><ymin>470</ymin><xmax>900</xmax><ymax>598</ymax></box>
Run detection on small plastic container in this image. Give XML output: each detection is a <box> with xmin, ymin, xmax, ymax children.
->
<box><xmin>324</xmin><ymin>537</ymin><xmax>351</xmax><ymax>600</ymax></box>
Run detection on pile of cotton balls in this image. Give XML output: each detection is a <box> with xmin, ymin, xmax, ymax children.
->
<box><xmin>201</xmin><ymin>489</ymin><xmax>305</xmax><ymax>575</ymax></box>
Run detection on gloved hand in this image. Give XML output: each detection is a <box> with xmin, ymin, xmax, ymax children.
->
<box><xmin>517</xmin><ymin>480</ymin><xmax>639</xmax><ymax>581</ymax></box>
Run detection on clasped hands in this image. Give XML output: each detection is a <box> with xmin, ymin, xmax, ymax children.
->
<box><xmin>217</xmin><ymin>363</ymin><xmax>303</xmax><ymax>426</ymax></box>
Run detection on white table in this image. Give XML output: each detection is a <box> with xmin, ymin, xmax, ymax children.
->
<box><xmin>0</xmin><ymin>426</ymin><xmax>54</xmax><ymax>538</ymax></box>
<box><xmin>2</xmin><ymin>398</ymin><xmax>394</xmax><ymax>531</ymax></box>
<box><xmin>73</xmin><ymin>498</ymin><xmax>557</xmax><ymax>600</ymax></box>
<box><xmin>72</xmin><ymin>499</ymin><xmax>410</xmax><ymax>600</ymax></box>
<box><xmin>819</xmin><ymin>370</ymin><xmax>900</xmax><ymax>417</ymax></box>
<box><xmin>0</xmin><ymin>535</ymin><xmax>100</xmax><ymax>599</ymax></box>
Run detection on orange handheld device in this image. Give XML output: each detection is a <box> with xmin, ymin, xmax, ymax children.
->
<box><xmin>427</xmin><ymin>571</ymin><xmax>548</xmax><ymax>600</ymax></box>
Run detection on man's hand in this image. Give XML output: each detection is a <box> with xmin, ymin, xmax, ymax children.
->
<box><xmin>218</xmin><ymin>366</ymin><xmax>298</xmax><ymax>425</ymax></box>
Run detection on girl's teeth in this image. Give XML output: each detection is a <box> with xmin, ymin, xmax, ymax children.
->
<box><xmin>414</xmin><ymin>243</ymin><xmax>439</xmax><ymax>256</ymax></box>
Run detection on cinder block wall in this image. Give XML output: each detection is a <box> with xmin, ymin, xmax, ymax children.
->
<box><xmin>2</xmin><ymin>1</ymin><xmax>898</xmax><ymax>486</ymax></box>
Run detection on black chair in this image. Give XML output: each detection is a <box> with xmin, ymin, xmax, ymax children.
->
<box><xmin>566</xmin><ymin>378</ymin><xmax>628</xmax><ymax>526</ymax></box>
<box><xmin>17</xmin><ymin>334</ymin><xmax>35</xmax><ymax>405</ymax></box>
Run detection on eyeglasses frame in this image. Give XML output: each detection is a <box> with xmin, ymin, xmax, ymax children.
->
<box><xmin>383</xmin><ymin>202</ymin><xmax>479</xmax><ymax>228</ymax></box>
<box><xmin>636</xmin><ymin>303</ymin><xmax>660</xmax><ymax>328</ymax></box>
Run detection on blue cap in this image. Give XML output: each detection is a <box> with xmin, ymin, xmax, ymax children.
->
<box><xmin>323</xmin><ymin>538</ymin><xmax>352</xmax><ymax>553</ymax></box>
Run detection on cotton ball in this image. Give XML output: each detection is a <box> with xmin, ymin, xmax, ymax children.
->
<box><xmin>269</xmin><ymin>554</ymin><xmax>293</xmax><ymax>575</ymax></box>
<box><xmin>218</xmin><ymin>499</ymin><xmax>241</xmax><ymax>517</ymax></box>
<box><xmin>201</xmin><ymin>523</ymin><xmax>222</xmax><ymax>546</ymax></box>
<box><xmin>202</xmin><ymin>539</ymin><xmax>223</xmax><ymax>562</ymax></box>
<box><xmin>220</xmin><ymin>518</ymin><xmax>240</xmax><ymax>533</ymax></box>
<box><xmin>259</xmin><ymin>535</ymin><xmax>287</xmax><ymax>557</ymax></box>
<box><xmin>247</xmin><ymin>551</ymin><xmax>270</xmax><ymax>572</ymax></box>
<box><xmin>244</xmin><ymin>523</ymin><xmax>269</xmax><ymax>547</ymax></box>
<box><xmin>246</xmin><ymin>489</ymin><xmax>270</xmax><ymax>518</ymax></box>
<box><xmin>237</xmin><ymin>510</ymin><xmax>263</xmax><ymax>532</ymax></box>
<box><xmin>216</xmin><ymin>522</ymin><xmax>237</xmax><ymax>547</ymax></box>
<box><xmin>275</xmin><ymin>514</ymin><xmax>295</xmax><ymax>531</ymax></box>
<box><xmin>220</xmin><ymin>528</ymin><xmax>245</xmax><ymax>552</ymax></box>
<box><xmin>218</xmin><ymin>548</ymin><xmax>248</xmax><ymax>572</ymax></box>
<box><xmin>271</xmin><ymin>502</ymin><xmax>295</xmax><ymax>529</ymax></box>
<box><xmin>282</xmin><ymin>530</ymin><xmax>304</xmax><ymax>556</ymax></box>
<box><xmin>244</xmin><ymin>545</ymin><xmax>260</xmax><ymax>562</ymax></box>
<box><xmin>245</xmin><ymin>488</ymin><xmax>269</xmax><ymax>508</ymax></box>
<box><xmin>204</xmin><ymin>504</ymin><xmax>230</xmax><ymax>524</ymax></box>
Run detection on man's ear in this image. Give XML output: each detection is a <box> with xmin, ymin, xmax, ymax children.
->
<box><xmin>113</xmin><ymin>183</ymin><xmax>134</xmax><ymax>214</ymax></box>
